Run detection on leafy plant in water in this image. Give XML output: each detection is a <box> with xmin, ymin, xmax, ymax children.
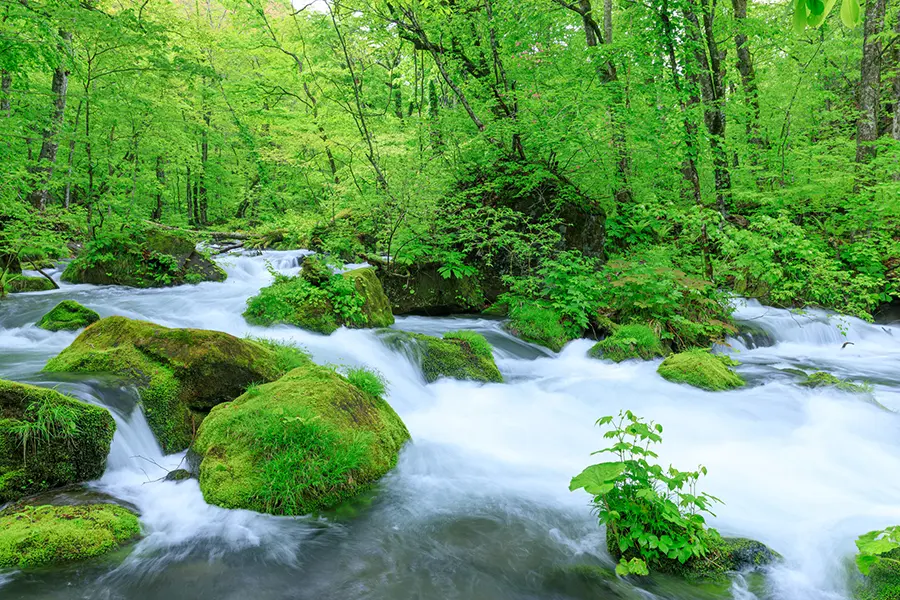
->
<box><xmin>570</xmin><ymin>410</ymin><xmax>722</xmax><ymax>577</ymax></box>
<box><xmin>856</xmin><ymin>526</ymin><xmax>900</xmax><ymax>576</ymax></box>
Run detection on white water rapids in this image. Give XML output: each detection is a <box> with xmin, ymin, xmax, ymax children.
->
<box><xmin>0</xmin><ymin>250</ymin><xmax>899</xmax><ymax>600</ymax></box>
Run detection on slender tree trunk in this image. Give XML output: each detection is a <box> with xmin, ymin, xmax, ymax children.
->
<box><xmin>855</xmin><ymin>0</ymin><xmax>886</xmax><ymax>164</ymax></box>
<box><xmin>186</xmin><ymin>164</ymin><xmax>194</xmax><ymax>225</ymax></box>
<box><xmin>199</xmin><ymin>109</ymin><xmax>209</xmax><ymax>225</ymax></box>
<box><xmin>28</xmin><ymin>30</ymin><xmax>72</xmax><ymax>210</ymax></box>
<box><xmin>893</xmin><ymin>15</ymin><xmax>900</xmax><ymax>179</ymax></box>
<box><xmin>731</xmin><ymin>0</ymin><xmax>764</xmax><ymax>153</ymax></box>
<box><xmin>152</xmin><ymin>155</ymin><xmax>166</xmax><ymax>221</ymax></box>
<box><xmin>1</xmin><ymin>71</ymin><xmax>10</xmax><ymax>116</ymax></box>
<box><xmin>64</xmin><ymin>99</ymin><xmax>83</xmax><ymax>208</ymax></box>
<box><xmin>603</xmin><ymin>0</ymin><xmax>612</xmax><ymax>45</ymax></box>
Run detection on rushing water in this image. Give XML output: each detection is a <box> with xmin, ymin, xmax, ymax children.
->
<box><xmin>0</xmin><ymin>251</ymin><xmax>899</xmax><ymax>600</ymax></box>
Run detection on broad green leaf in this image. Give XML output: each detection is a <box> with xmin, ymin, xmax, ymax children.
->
<box><xmin>793</xmin><ymin>0</ymin><xmax>808</xmax><ymax>33</ymax></box>
<box><xmin>840</xmin><ymin>0</ymin><xmax>860</xmax><ymax>27</ymax></box>
<box><xmin>806</xmin><ymin>0</ymin><xmax>837</xmax><ymax>26</ymax></box>
<box><xmin>569</xmin><ymin>462</ymin><xmax>626</xmax><ymax>495</ymax></box>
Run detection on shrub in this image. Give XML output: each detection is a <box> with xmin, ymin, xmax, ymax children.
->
<box><xmin>345</xmin><ymin>367</ymin><xmax>388</xmax><ymax>398</ymax></box>
<box><xmin>570</xmin><ymin>411</ymin><xmax>723</xmax><ymax>577</ymax></box>
<box><xmin>589</xmin><ymin>324</ymin><xmax>665</xmax><ymax>362</ymax></box>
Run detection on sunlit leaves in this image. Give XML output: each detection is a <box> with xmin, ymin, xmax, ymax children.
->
<box><xmin>792</xmin><ymin>0</ymin><xmax>859</xmax><ymax>32</ymax></box>
<box><xmin>856</xmin><ymin>526</ymin><xmax>900</xmax><ymax>575</ymax></box>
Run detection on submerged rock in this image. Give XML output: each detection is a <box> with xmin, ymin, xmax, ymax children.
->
<box><xmin>43</xmin><ymin>317</ymin><xmax>307</xmax><ymax>453</ymax></box>
<box><xmin>164</xmin><ymin>469</ymin><xmax>193</xmax><ymax>483</ymax></box>
<box><xmin>0</xmin><ymin>504</ymin><xmax>140</xmax><ymax>568</ymax></box>
<box><xmin>36</xmin><ymin>300</ymin><xmax>100</xmax><ymax>331</ymax></box>
<box><xmin>61</xmin><ymin>227</ymin><xmax>226</xmax><ymax>288</ymax></box>
<box><xmin>800</xmin><ymin>371</ymin><xmax>871</xmax><ymax>393</ymax></box>
<box><xmin>244</xmin><ymin>261</ymin><xmax>394</xmax><ymax>334</ymax></box>
<box><xmin>194</xmin><ymin>362</ymin><xmax>410</xmax><ymax>516</ymax></box>
<box><xmin>378</xmin><ymin>329</ymin><xmax>503</xmax><ymax>383</ymax></box>
<box><xmin>657</xmin><ymin>350</ymin><xmax>745</xmax><ymax>391</ymax></box>
<box><xmin>589</xmin><ymin>324</ymin><xmax>665</xmax><ymax>362</ymax></box>
<box><xmin>0</xmin><ymin>380</ymin><xmax>115</xmax><ymax>503</ymax></box>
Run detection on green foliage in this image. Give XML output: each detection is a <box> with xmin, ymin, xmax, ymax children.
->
<box><xmin>855</xmin><ymin>528</ymin><xmax>900</xmax><ymax>600</ymax></box>
<box><xmin>657</xmin><ymin>350</ymin><xmax>746</xmax><ymax>392</ymax></box>
<box><xmin>194</xmin><ymin>361</ymin><xmax>410</xmax><ymax>516</ymax></box>
<box><xmin>443</xmin><ymin>330</ymin><xmax>494</xmax><ymax>360</ymax></box>
<box><xmin>504</xmin><ymin>300</ymin><xmax>572</xmax><ymax>352</ymax></box>
<box><xmin>36</xmin><ymin>300</ymin><xmax>100</xmax><ymax>331</ymax></box>
<box><xmin>0</xmin><ymin>504</ymin><xmax>140</xmax><ymax>569</ymax></box>
<box><xmin>857</xmin><ymin>527</ymin><xmax>900</xmax><ymax>577</ymax></box>
<box><xmin>345</xmin><ymin>367</ymin><xmax>388</xmax><ymax>398</ymax></box>
<box><xmin>570</xmin><ymin>411</ymin><xmax>724</xmax><ymax>578</ymax></box>
<box><xmin>589</xmin><ymin>324</ymin><xmax>665</xmax><ymax>362</ymax></box>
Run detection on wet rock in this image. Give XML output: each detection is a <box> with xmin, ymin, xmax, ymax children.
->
<box><xmin>377</xmin><ymin>329</ymin><xmax>503</xmax><ymax>383</ymax></box>
<box><xmin>164</xmin><ymin>469</ymin><xmax>193</xmax><ymax>482</ymax></box>
<box><xmin>36</xmin><ymin>300</ymin><xmax>100</xmax><ymax>331</ymax></box>
<box><xmin>657</xmin><ymin>350</ymin><xmax>745</xmax><ymax>391</ymax></box>
<box><xmin>3</xmin><ymin>274</ymin><xmax>55</xmax><ymax>293</ymax></box>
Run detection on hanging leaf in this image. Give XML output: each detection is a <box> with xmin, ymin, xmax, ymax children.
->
<box><xmin>793</xmin><ymin>0</ymin><xmax>809</xmax><ymax>33</ymax></box>
<box><xmin>569</xmin><ymin>462</ymin><xmax>626</xmax><ymax>496</ymax></box>
<box><xmin>807</xmin><ymin>0</ymin><xmax>825</xmax><ymax>15</ymax></box>
<box><xmin>840</xmin><ymin>0</ymin><xmax>860</xmax><ymax>27</ymax></box>
<box><xmin>806</xmin><ymin>0</ymin><xmax>837</xmax><ymax>26</ymax></box>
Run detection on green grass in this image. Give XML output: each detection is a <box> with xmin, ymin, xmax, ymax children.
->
<box><xmin>589</xmin><ymin>324</ymin><xmax>665</xmax><ymax>362</ymax></box>
<box><xmin>657</xmin><ymin>350</ymin><xmax>745</xmax><ymax>391</ymax></box>
<box><xmin>0</xmin><ymin>504</ymin><xmax>140</xmax><ymax>569</ymax></box>
<box><xmin>346</xmin><ymin>367</ymin><xmax>387</xmax><ymax>398</ymax></box>
<box><xmin>505</xmin><ymin>301</ymin><xmax>572</xmax><ymax>352</ymax></box>
<box><xmin>443</xmin><ymin>330</ymin><xmax>494</xmax><ymax>360</ymax></box>
<box><xmin>246</xmin><ymin>337</ymin><xmax>311</xmax><ymax>373</ymax></box>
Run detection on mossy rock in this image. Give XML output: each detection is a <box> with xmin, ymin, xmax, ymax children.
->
<box><xmin>36</xmin><ymin>301</ymin><xmax>100</xmax><ymax>332</ymax></box>
<box><xmin>164</xmin><ymin>469</ymin><xmax>193</xmax><ymax>482</ymax></box>
<box><xmin>0</xmin><ymin>380</ymin><xmax>115</xmax><ymax>503</ymax></box>
<box><xmin>0</xmin><ymin>504</ymin><xmax>140</xmax><ymax>569</ymax></box>
<box><xmin>543</xmin><ymin>563</ymin><xmax>738</xmax><ymax>599</ymax></box>
<box><xmin>378</xmin><ymin>329</ymin><xmax>503</xmax><ymax>383</ymax></box>
<box><xmin>3</xmin><ymin>274</ymin><xmax>56</xmax><ymax>293</ymax></box>
<box><xmin>244</xmin><ymin>266</ymin><xmax>393</xmax><ymax>334</ymax></box>
<box><xmin>657</xmin><ymin>350</ymin><xmax>745</xmax><ymax>391</ymax></box>
<box><xmin>43</xmin><ymin>317</ymin><xmax>307</xmax><ymax>453</ymax></box>
<box><xmin>505</xmin><ymin>300</ymin><xmax>574</xmax><ymax>352</ymax></box>
<box><xmin>589</xmin><ymin>324</ymin><xmax>665</xmax><ymax>362</ymax></box>
<box><xmin>800</xmin><ymin>371</ymin><xmax>871</xmax><ymax>393</ymax></box>
<box><xmin>193</xmin><ymin>363</ymin><xmax>410</xmax><ymax>516</ymax></box>
<box><xmin>373</xmin><ymin>261</ymin><xmax>490</xmax><ymax>315</ymax></box>
<box><xmin>61</xmin><ymin>227</ymin><xmax>226</xmax><ymax>288</ymax></box>
<box><xmin>856</xmin><ymin>547</ymin><xmax>900</xmax><ymax>600</ymax></box>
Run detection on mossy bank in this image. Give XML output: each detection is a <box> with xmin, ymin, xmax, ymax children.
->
<box><xmin>378</xmin><ymin>329</ymin><xmax>503</xmax><ymax>383</ymax></box>
<box><xmin>43</xmin><ymin>317</ymin><xmax>306</xmax><ymax>453</ymax></box>
<box><xmin>0</xmin><ymin>504</ymin><xmax>140</xmax><ymax>569</ymax></box>
<box><xmin>194</xmin><ymin>362</ymin><xmax>410</xmax><ymax>516</ymax></box>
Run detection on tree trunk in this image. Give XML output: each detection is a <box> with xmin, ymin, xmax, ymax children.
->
<box><xmin>855</xmin><ymin>0</ymin><xmax>886</xmax><ymax>164</ymax></box>
<box><xmin>1</xmin><ymin>70</ymin><xmax>10</xmax><ymax>116</ymax></box>
<box><xmin>893</xmin><ymin>15</ymin><xmax>900</xmax><ymax>179</ymax></box>
<box><xmin>64</xmin><ymin>99</ymin><xmax>83</xmax><ymax>209</ymax></box>
<box><xmin>199</xmin><ymin>110</ymin><xmax>209</xmax><ymax>225</ymax></box>
<box><xmin>603</xmin><ymin>0</ymin><xmax>612</xmax><ymax>45</ymax></box>
<box><xmin>186</xmin><ymin>164</ymin><xmax>194</xmax><ymax>225</ymax></box>
<box><xmin>27</xmin><ymin>30</ymin><xmax>72</xmax><ymax>211</ymax></box>
<box><xmin>151</xmin><ymin>155</ymin><xmax>166</xmax><ymax>221</ymax></box>
<box><xmin>731</xmin><ymin>0</ymin><xmax>764</xmax><ymax>153</ymax></box>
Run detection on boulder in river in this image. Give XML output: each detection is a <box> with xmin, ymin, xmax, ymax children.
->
<box><xmin>799</xmin><ymin>371</ymin><xmax>871</xmax><ymax>393</ymax></box>
<box><xmin>657</xmin><ymin>350</ymin><xmax>745</xmax><ymax>391</ymax></box>
<box><xmin>378</xmin><ymin>329</ymin><xmax>503</xmax><ymax>384</ymax></box>
<box><xmin>3</xmin><ymin>274</ymin><xmax>56</xmax><ymax>294</ymax></box>
<box><xmin>373</xmin><ymin>260</ymin><xmax>493</xmax><ymax>315</ymax></box>
<box><xmin>43</xmin><ymin>317</ymin><xmax>307</xmax><ymax>453</ymax></box>
<box><xmin>36</xmin><ymin>300</ymin><xmax>100</xmax><ymax>331</ymax></box>
<box><xmin>61</xmin><ymin>227</ymin><xmax>226</xmax><ymax>288</ymax></box>
<box><xmin>0</xmin><ymin>504</ymin><xmax>140</xmax><ymax>568</ymax></box>
<box><xmin>194</xmin><ymin>362</ymin><xmax>410</xmax><ymax>516</ymax></box>
<box><xmin>0</xmin><ymin>380</ymin><xmax>115</xmax><ymax>503</ymax></box>
<box><xmin>244</xmin><ymin>259</ymin><xmax>394</xmax><ymax>334</ymax></box>
<box><xmin>504</xmin><ymin>300</ymin><xmax>574</xmax><ymax>352</ymax></box>
<box><xmin>589</xmin><ymin>324</ymin><xmax>665</xmax><ymax>362</ymax></box>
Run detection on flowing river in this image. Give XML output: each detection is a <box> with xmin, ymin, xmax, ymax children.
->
<box><xmin>1</xmin><ymin>250</ymin><xmax>899</xmax><ymax>600</ymax></box>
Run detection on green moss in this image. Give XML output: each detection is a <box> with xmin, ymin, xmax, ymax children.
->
<box><xmin>3</xmin><ymin>275</ymin><xmax>55</xmax><ymax>293</ymax></box>
<box><xmin>375</xmin><ymin>262</ymin><xmax>487</xmax><ymax>315</ymax></box>
<box><xmin>800</xmin><ymin>371</ymin><xmax>872</xmax><ymax>393</ymax></box>
<box><xmin>589</xmin><ymin>324</ymin><xmax>665</xmax><ymax>362</ymax></box>
<box><xmin>858</xmin><ymin>549</ymin><xmax>900</xmax><ymax>600</ymax></box>
<box><xmin>505</xmin><ymin>300</ymin><xmax>573</xmax><ymax>352</ymax></box>
<box><xmin>43</xmin><ymin>317</ymin><xmax>303</xmax><ymax>453</ymax></box>
<box><xmin>345</xmin><ymin>367</ymin><xmax>387</xmax><ymax>398</ymax></box>
<box><xmin>343</xmin><ymin>268</ymin><xmax>395</xmax><ymax>328</ymax></box>
<box><xmin>194</xmin><ymin>362</ymin><xmax>410</xmax><ymax>516</ymax></box>
<box><xmin>0</xmin><ymin>380</ymin><xmax>115</xmax><ymax>503</ymax></box>
<box><xmin>61</xmin><ymin>227</ymin><xmax>226</xmax><ymax>288</ymax></box>
<box><xmin>657</xmin><ymin>350</ymin><xmax>745</xmax><ymax>391</ymax></box>
<box><xmin>0</xmin><ymin>504</ymin><xmax>140</xmax><ymax>569</ymax></box>
<box><xmin>244</xmin><ymin>266</ymin><xmax>393</xmax><ymax>334</ymax></box>
<box><xmin>379</xmin><ymin>330</ymin><xmax>503</xmax><ymax>383</ymax></box>
<box><xmin>36</xmin><ymin>300</ymin><xmax>100</xmax><ymax>332</ymax></box>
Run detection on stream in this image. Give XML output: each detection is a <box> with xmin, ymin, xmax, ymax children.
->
<box><xmin>0</xmin><ymin>250</ymin><xmax>899</xmax><ymax>600</ymax></box>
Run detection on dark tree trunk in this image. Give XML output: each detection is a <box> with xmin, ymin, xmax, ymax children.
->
<box><xmin>1</xmin><ymin>70</ymin><xmax>10</xmax><ymax>116</ymax></box>
<box><xmin>893</xmin><ymin>15</ymin><xmax>900</xmax><ymax>179</ymax></box>
<box><xmin>731</xmin><ymin>0</ymin><xmax>764</xmax><ymax>153</ymax></box>
<box><xmin>186</xmin><ymin>164</ymin><xmax>194</xmax><ymax>225</ymax></box>
<box><xmin>199</xmin><ymin>110</ymin><xmax>210</xmax><ymax>225</ymax></box>
<box><xmin>28</xmin><ymin>30</ymin><xmax>72</xmax><ymax>211</ymax></box>
<box><xmin>855</xmin><ymin>0</ymin><xmax>886</xmax><ymax>164</ymax></box>
<box><xmin>151</xmin><ymin>155</ymin><xmax>166</xmax><ymax>221</ymax></box>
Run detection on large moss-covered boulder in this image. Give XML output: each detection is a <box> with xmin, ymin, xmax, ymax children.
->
<box><xmin>657</xmin><ymin>350</ymin><xmax>745</xmax><ymax>391</ymax></box>
<box><xmin>3</xmin><ymin>274</ymin><xmax>56</xmax><ymax>293</ymax></box>
<box><xmin>43</xmin><ymin>317</ymin><xmax>306</xmax><ymax>453</ymax></box>
<box><xmin>589</xmin><ymin>324</ymin><xmax>665</xmax><ymax>362</ymax></box>
<box><xmin>378</xmin><ymin>329</ymin><xmax>503</xmax><ymax>383</ymax></box>
<box><xmin>37</xmin><ymin>301</ymin><xmax>100</xmax><ymax>332</ymax></box>
<box><xmin>505</xmin><ymin>300</ymin><xmax>575</xmax><ymax>352</ymax></box>
<box><xmin>194</xmin><ymin>362</ymin><xmax>410</xmax><ymax>516</ymax></box>
<box><xmin>374</xmin><ymin>261</ymin><xmax>491</xmax><ymax>315</ymax></box>
<box><xmin>0</xmin><ymin>380</ymin><xmax>115</xmax><ymax>503</ymax></box>
<box><xmin>61</xmin><ymin>227</ymin><xmax>226</xmax><ymax>288</ymax></box>
<box><xmin>0</xmin><ymin>504</ymin><xmax>140</xmax><ymax>569</ymax></box>
<box><xmin>244</xmin><ymin>261</ymin><xmax>394</xmax><ymax>334</ymax></box>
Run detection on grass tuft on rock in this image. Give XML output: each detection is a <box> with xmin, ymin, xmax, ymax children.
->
<box><xmin>0</xmin><ymin>504</ymin><xmax>140</xmax><ymax>569</ymax></box>
<box><xmin>345</xmin><ymin>367</ymin><xmax>387</xmax><ymax>398</ymax></box>
<box><xmin>194</xmin><ymin>362</ymin><xmax>410</xmax><ymax>516</ymax></box>
<box><xmin>589</xmin><ymin>324</ymin><xmax>665</xmax><ymax>362</ymax></box>
<box><xmin>657</xmin><ymin>349</ymin><xmax>744</xmax><ymax>391</ymax></box>
<box><xmin>36</xmin><ymin>300</ymin><xmax>100</xmax><ymax>332</ymax></box>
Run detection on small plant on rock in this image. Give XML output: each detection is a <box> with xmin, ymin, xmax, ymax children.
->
<box><xmin>346</xmin><ymin>367</ymin><xmax>388</xmax><ymax>398</ymax></box>
<box><xmin>570</xmin><ymin>410</ymin><xmax>722</xmax><ymax>577</ymax></box>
